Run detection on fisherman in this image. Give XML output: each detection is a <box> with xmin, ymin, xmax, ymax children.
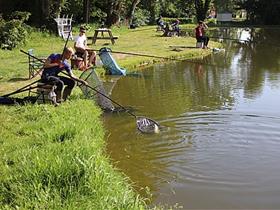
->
<box><xmin>195</xmin><ymin>20</ymin><xmax>210</xmax><ymax>49</ymax></box>
<box><xmin>74</xmin><ymin>26</ymin><xmax>97</xmax><ymax>69</ymax></box>
<box><xmin>41</xmin><ymin>47</ymin><xmax>87</xmax><ymax>104</ymax></box>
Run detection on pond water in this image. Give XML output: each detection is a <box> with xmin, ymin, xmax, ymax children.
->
<box><xmin>103</xmin><ymin>28</ymin><xmax>280</xmax><ymax>209</ymax></box>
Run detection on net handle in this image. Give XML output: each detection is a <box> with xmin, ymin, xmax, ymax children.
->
<box><xmin>78</xmin><ymin>71</ymin><xmax>160</xmax><ymax>132</ymax></box>
<box><xmin>62</xmin><ymin>71</ymin><xmax>137</xmax><ymax>118</ymax></box>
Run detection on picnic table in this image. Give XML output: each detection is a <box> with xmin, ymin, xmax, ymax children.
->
<box><xmin>92</xmin><ymin>28</ymin><xmax>118</xmax><ymax>45</ymax></box>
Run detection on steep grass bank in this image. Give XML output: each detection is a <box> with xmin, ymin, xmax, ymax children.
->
<box><xmin>0</xmin><ymin>100</ymin><xmax>146</xmax><ymax>209</ymax></box>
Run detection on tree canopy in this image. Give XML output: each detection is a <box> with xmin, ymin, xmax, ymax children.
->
<box><xmin>0</xmin><ymin>0</ymin><xmax>279</xmax><ymax>29</ymax></box>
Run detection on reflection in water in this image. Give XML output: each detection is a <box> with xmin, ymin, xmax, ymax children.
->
<box><xmin>103</xmin><ymin>28</ymin><xmax>280</xmax><ymax>209</ymax></box>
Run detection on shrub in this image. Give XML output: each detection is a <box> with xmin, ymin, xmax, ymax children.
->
<box><xmin>163</xmin><ymin>17</ymin><xmax>194</xmax><ymax>24</ymax></box>
<box><xmin>132</xmin><ymin>9</ymin><xmax>151</xmax><ymax>27</ymax></box>
<box><xmin>206</xmin><ymin>18</ymin><xmax>217</xmax><ymax>26</ymax></box>
<box><xmin>0</xmin><ymin>11</ymin><xmax>30</xmax><ymax>50</ymax></box>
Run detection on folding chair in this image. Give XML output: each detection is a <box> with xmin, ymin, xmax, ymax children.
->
<box><xmin>27</xmin><ymin>49</ymin><xmax>44</xmax><ymax>79</ymax></box>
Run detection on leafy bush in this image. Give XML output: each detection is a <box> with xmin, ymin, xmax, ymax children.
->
<box><xmin>0</xmin><ymin>11</ymin><xmax>30</xmax><ymax>50</ymax></box>
<box><xmin>206</xmin><ymin>18</ymin><xmax>217</xmax><ymax>26</ymax></box>
<box><xmin>132</xmin><ymin>9</ymin><xmax>150</xmax><ymax>27</ymax></box>
<box><xmin>8</xmin><ymin>11</ymin><xmax>31</xmax><ymax>22</ymax></box>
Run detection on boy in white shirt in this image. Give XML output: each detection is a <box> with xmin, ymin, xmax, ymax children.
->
<box><xmin>74</xmin><ymin>27</ymin><xmax>96</xmax><ymax>69</ymax></box>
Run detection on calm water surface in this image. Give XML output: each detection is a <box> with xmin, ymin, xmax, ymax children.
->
<box><xmin>103</xmin><ymin>28</ymin><xmax>280</xmax><ymax>209</ymax></box>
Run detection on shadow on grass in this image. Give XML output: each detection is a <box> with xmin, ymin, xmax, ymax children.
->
<box><xmin>8</xmin><ymin>78</ymin><xmax>29</xmax><ymax>82</ymax></box>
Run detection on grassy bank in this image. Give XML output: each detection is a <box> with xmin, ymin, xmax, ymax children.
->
<box><xmin>0</xmin><ymin>100</ymin><xmax>146</xmax><ymax>209</ymax></box>
<box><xmin>0</xmin><ymin>24</ymin><xmax>220</xmax><ymax>94</ymax></box>
<box><xmin>0</xmin><ymin>25</ymin><xmax>220</xmax><ymax>209</ymax></box>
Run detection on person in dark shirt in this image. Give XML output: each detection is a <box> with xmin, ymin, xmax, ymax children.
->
<box><xmin>41</xmin><ymin>47</ymin><xmax>87</xmax><ymax>103</ymax></box>
<box><xmin>195</xmin><ymin>20</ymin><xmax>210</xmax><ymax>48</ymax></box>
<box><xmin>171</xmin><ymin>19</ymin><xmax>180</xmax><ymax>36</ymax></box>
<box><xmin>156</xmin><ymin>15</ymin><xmax>165</xmax><ymax>30</ymax></box>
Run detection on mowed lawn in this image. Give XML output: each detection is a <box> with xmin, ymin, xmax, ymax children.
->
<box><xmin>0</xmin><ymin>24</ymin><xmax>219</xmax><ymax>95</ymax></box>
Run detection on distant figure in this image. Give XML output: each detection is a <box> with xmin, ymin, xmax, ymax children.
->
<box><xmin>100</xmin><ymin>21</ymin><xmax>105</xmax><ymax>28</ymax></box>
<box><xmin>41</xmin><ymin>47</ymin><xmax>87</xmax><ymax>103</ymax></box>
<box><xmin>195</xmin><ymin>20</ymin><xmax>210</xmax><ymax>49</ymax></box>
<box><xmin>156</xmin><ymin>15</ymin><xmax>166</xmax><ymax>30</ymax></box>
<box><xmin>162</xmin><ymin>23</ymin><xmax>171</xmax><ymax>37</ymax></box>
<box><xmin>74</xmin><ymin>26</ymin><xmax>97</xmax><ymax>69</ymax></box>
<box><xmin>171</xmin><ymin>19</ymin><xmax>180</xmax><ymax>36</ymax></box>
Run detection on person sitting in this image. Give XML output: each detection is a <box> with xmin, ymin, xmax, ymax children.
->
<box><xmin>162</xmin><ymin>22</ymin><xmax>171</xmax><ymax>37</ymax></box>
<box><xmin>195</xmin><ymin>20</ymin><xmax>210</xmax><ymax>49</ymax></box>
<box><xmin>41</xmin><ymin>47</ymin><xmax>87</xmax><ymax>104</ymax></box>
<box><xmin>156</xmin><ymin>15</ymin><xmax>166</xmax><ymax>31</ymax></box>
<box><xmin>74</xmin><ymin>26</ymin><xmax>97</xmax><ymax>69</ymax></box>
<box><xmin>171</xmin><ymin>19</ymin><xmax>180</xmax><ymax>36</ymax></box>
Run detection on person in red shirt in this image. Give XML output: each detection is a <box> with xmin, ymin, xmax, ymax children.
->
<box><xmin>195</xmin><ymin>20</ymin><xmax>209</xmax><ymax>48</ymax></box>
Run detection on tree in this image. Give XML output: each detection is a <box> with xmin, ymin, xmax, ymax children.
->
<box><xmin>194</xmin><ymin>0</ymin><xmax>211</xmax><ymax>21</ymax></box>
<box><xmin>83</xmin><ymin>0</ymin><xmax>90</xmax><ymax>23</ymax></box>
<box><xmin>236</xmin><ymin>0</ymin><xmax>280</xmax><ymax>24</ymax></box>
<box><xmin>103</xmin><ymin>0</ymin><xmax>123</xmax><ymax>27</ymax></box>
<box><xmin>140</xmin><ymin>0</ymin><xmax>157</xmax><ymax>23</ymax></box>
<box><xmin>125</xmin><ymin>0</ymin><xmax>141</xmax><ymax>25</ymax></box>
<box><xmin>213</xmin><ymin>0</ymin><xmax>237</xmax><ymax>13</ymax></box>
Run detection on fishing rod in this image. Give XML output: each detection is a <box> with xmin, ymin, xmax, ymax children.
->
<box><xmin>20</xmin><ymin>50</ymin><xmax>160</xmax><ymax>132</ymax></box>
<box><xmin>3</xmin><ymin>46</ymin><xmax>58</xmax><ymax>98</ymax></box>
<box><xmin>92</xmin><ymin>48</ymin><xmax>224</xmax><ymax>68</ymax></box>
<box><xmin>77</xmin><ymin>69</ymin><xmax>160</xmax><ymax>133</ymax></box>
<box><xmin>2</xmin><ymin>79</ymin><xmax>41</xmax><ymax>97</ymax></box>
<box><xmin>20</xmin><ymin>26</ymin><xmax>72</xmax><ymax>65</ymax></box>
<box><xmin>65</xmin><ymin>71</ymin><xmax>137</xmax><ymax>118</ymax></box>
<box><xmin>103</xmin><ymin>49</ymin><xmax>183</xmax><ymax>61</ymax></box>
<box><xmin>61</xmin><ymin>26</ymin><xmax>72</xmax><ymax>58</ymax></box>
<box><xmin>19</xmin><ymin>52</ymin><xmax>154</xmax><ymax>118</ymax></box>
<box><xmin>20</xmin><ymin>50</ymin><xmax>130</xmax><ymax>111</ymax></box>
<box><xmin>64</xmin><ymin>69</ymin><xmax>160</xmax><ymax>133</ymax></box>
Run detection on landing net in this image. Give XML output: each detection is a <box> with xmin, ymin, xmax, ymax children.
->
<box><xmin>79</xmin><ymin>69</ymin><xmax>114</xmax><ymax>111</ymax></box>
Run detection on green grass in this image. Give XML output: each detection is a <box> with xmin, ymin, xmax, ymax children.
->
<box><xmin>91</xmin><ymin>25</ymin><xmax>220</xmax><ymax>70</ymax></box>
<box><xmin>0</xmin><ymin>24</ymin><xmax>220</xmax><ymax>95</ymax></box>
<box><xmin>0</xmin><ymin>24</ymin><xmax>220</xmax><ymax>209</ymax></box>
<box><xmin>0</xmin><ymin>100</ymin><xmax>146</xmax><ymax>209</ymax></box>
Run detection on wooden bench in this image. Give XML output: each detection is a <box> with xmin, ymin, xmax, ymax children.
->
<box><xmin>92</xmin><ymin>28</ymin><xmax>118</xmax><ymax>45</ymax></box>
<box><xmin>94</xmin><ymin>36</ymin><xmax>118</xmax><ymax>40</ymax></box>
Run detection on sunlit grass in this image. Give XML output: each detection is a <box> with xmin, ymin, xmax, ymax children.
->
<box><xmin>0</xmin><ymin>24</ymin><xmax>219</xmax><ymax>209</ymax></box>
<box><xmin>0</xmin><ymin>24</ymin><xmax>220</xmax><ymax>94</ymax></box>
<box><xmin>0</xmin><ymin>100</ymin><xmax>147</xmax><ymax>209</ymax></box>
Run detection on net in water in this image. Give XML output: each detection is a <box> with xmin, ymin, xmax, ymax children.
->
<box><xmin>136</xmin><ymin>116</ymin><xmax>160</xmax><ymax>133</ymax></box>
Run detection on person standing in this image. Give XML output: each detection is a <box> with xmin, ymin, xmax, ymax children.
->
<box><xmin>195</xmin><ymin>20</ymin><xmax>210</xmax><ymax>49</ymax></box>
<box><xmin>74</xmin><ymin>26</ymin><xmax>97</xmax><ymax>69</ymax></box>
<box><xmin>41</xmin><ymin>47</ymin><xmax>87</xmax><ymax>103</ymax></box>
